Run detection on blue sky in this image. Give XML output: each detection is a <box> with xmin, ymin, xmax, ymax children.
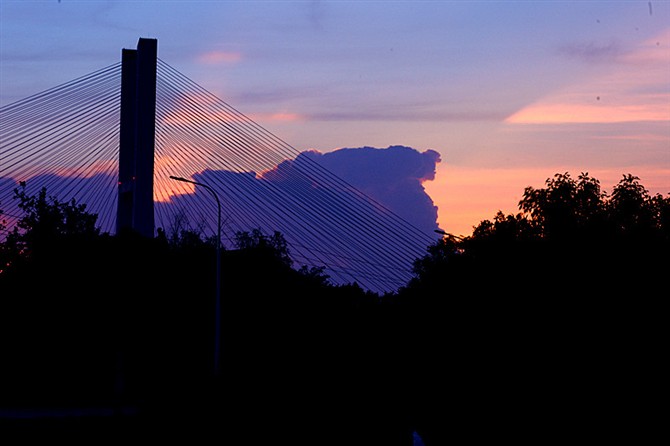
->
<box><xmin>1</xmin><ymin>0</ymin><xmax>668</xmax><ymax>235</ymax></box>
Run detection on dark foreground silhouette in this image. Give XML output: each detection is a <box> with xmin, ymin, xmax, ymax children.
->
<box><xmin>1</xmin><ymin>173</ymin><xmax>666</xmax><ymax>443</ymax></box>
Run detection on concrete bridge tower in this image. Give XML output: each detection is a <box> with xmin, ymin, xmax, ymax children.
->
<box><xmin>116</xmin><ymin>38</ymin><xmax>157</xmax><ymax>238</ymax></box>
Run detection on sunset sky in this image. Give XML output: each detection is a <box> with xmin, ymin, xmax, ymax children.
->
<box><xmin>1</xmin><ymin>0</ymin><xmax>668</xmax><ymax>237</ymax></box>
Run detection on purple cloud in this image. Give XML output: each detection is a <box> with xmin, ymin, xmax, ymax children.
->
<box><xmin>2</xmin><ymin>145</ymin><xmax>441</xmax><ymax>293</ymax></box>
<box><xmin>284</xmin><ymin>145</ymin><xmax>441</xmax><ymax>235</ymax></box>
<box><xmin>557</xmin><ymin>41</ymin><xmax>625</xmax><ymax>64</ymax></box>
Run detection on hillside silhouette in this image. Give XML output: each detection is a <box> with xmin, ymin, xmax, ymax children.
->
<box><xmin>0</xmin><ymin>172</ymin><xmax>667</xmax><ymax>444</ymax></box>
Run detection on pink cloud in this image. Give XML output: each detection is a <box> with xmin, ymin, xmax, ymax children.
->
<box><xmin>591</xmin><ymin>132</ymin><xmax>669</xmax><ymax>142</ymax></box>
<box><xmin>251</xmin><ymin>112</ymin><xmax>305</xmax><ymax>122</ymax></box>
<box><xmin>506</xmin><ymin>29</ymin><xmax>670</xmax><ymax>125</ymax></box>
<box><xmin>506</xmin><ymin>102</ymin><xmax>669</xmax><ymax>124</ymax></box>
<box><xmin>197</xmin><ymin>50</ymin><xmax>242</xmax><ymax>65</ymax></box>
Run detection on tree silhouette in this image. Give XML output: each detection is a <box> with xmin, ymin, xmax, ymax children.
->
<box><xmin>3</xmin><ymin>173</ymin><xmax>665</xmax><ymax>443</ymax></box>
<box><xmin>1</xmin><ymin>182</ymin><xmax>103</xmax><ymax>274</ymax></box>
<box><xmin>1</xmin><ymin>184</ymin><xmax>402</xmax><ymax>444</ymax></box>
<box><xmin>609</xmin><ymin>173</ymin><xmax>660</xmax><ymax>237</ymax></box>
<box><xmin>519</xmin><ymin>172</ymin><xmax>606</xmax><ymax>239</ymax></box>
<box><xmin>400</xmin><ymin>172</ymin><xmax>669</xmax><ymax>445</ymax></box>
<box><xmin>234</xmin><ymin>228</ymin><xmax>292</xmax><ymax>267</ymax></box>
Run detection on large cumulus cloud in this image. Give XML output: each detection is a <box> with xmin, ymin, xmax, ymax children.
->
<box><xmin>285</xmin><ymin>145</ymin><xmax>441</xmax><ymax>235</ymax></box>
<box><xmin>1</xmin><ymin>145</ymin><xmax>441</xmax><ymax>292</ymax></box>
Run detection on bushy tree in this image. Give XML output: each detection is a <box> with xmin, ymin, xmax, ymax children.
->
<box><xmin>1</xmin><ymin>182</ymin><xmax>102</xmax><ymax>274</ymax></box>
<box><xmin>232</xmin><ymin>227</ymin><xmax>333</xmax><ymax>286</ymax></box>
<box><xmin>516</xmin><ymin>172</ymin><xmax>668</xmax><ymax>242</ymax></box>
<box><xmin>405</xmin><ymin>170</ymin><xmax>670</xmax><ymax>301</ymax></box>
<box><xmin>402</xmin><ymin>172</ymin><xmax>669</xmax><ymax>446</ymax></box>
<box><xmin>608</xmin><ymin>173</ymin><xmax>663</xmax><ymax>238</ymax></box>
<box><xmin>234</xmin><ymin>228</ymin><xmax>292</xmax><ymax>266</ymax></box>
<box><xmin>518</xmin><ymin>172</ymin><xmax>606</xmax><ymax>239</ymax></box>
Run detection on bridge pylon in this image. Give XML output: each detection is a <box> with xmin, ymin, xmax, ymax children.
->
<box><xmin>116</xmin><ymin>38</ymin><xmax>157</xmax><ymax>238</ymax></box>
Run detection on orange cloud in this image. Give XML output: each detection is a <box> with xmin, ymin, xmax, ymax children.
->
<box><xmin>52</xmin><ymin>159</ymin><xmax>116</xmax><ymax>178</ymax></box>
<box><xmin>153</xmin><ymin>153</ymin><xmax>196</xmax><ymax>202</ymax></box>
<box><xmin>506</xmin><ymin>30</ymin><xmax>670</xmax><ymax>125</ymax></box>
<box><xmin>506</xmin><ymin>102</ymin><xmax>669</xmax><ymax>124</ymax></box>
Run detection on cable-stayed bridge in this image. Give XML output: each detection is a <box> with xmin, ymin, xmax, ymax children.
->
<box><xmin>1</xmin><ymin>38</ymin><xmax>437</xmax><ymax>294</ymax></box>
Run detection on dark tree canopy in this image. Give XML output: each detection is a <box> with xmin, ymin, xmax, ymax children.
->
<box><xmin>517</xmin><ymin>172</ymin><xmax>668</xmax><ymax>241</ymax></box>
<box><xmin>405</xmin><ymin>172</ymin><xmax>669</xmax><ymax>302</ymax></box>
<box><xmin>0</xmin><ymin>182</ymin><xmax>398</xmax><ymax>445</ymax></box>
<box><xmin>1</xmin><ymin>174</ymin><xmax>665</xmax><ymax>444</ymax></box>
<box><xmin>1</xmin><ymin>182</ymin><xmax>102</xmax><ymax>271</ymax></box>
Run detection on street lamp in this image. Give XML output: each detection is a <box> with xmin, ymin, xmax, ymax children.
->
<box><xmin>434</xmin><ymin>229</ymin><xmax>464</xmax><ymax>241</ymax></box>
<box><xmin>170</xmin><ymin>175</ymin><xmax>222</xmax><ymax>376</ymax></box>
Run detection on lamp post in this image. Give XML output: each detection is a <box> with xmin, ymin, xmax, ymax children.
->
<box><xmin>434</xmin><ymin>229</ymin><xmax>464</xmax><ymax>241</ymax></box>
<box><xmin>170</xmin><ymin>175</ymin><xmax>222</xmax><ymax>376</ymax></box>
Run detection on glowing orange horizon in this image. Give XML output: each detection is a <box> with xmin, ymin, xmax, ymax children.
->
<box><xmin>424</xmin><ymin>164</ymin><xmax>670</xmax><ymax>238</ymax></box>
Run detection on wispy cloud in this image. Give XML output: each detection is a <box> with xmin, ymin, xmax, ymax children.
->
<box><xmin>158</xmin><ymin>91</ymin><xmax>293</xmax><ymax>126</ymax></box>
<box><xmin>505</xmin><ymin>102</ymin><xmax>669</xmax><ymax>124</ymax></box>
<box><xmin>196</xmin><ymin>50</ymin><xmax>242</xmax><ymax>65</ymax></box>
<box><xmin>251</xmin><ymin>112</ymin><xmax>305</xmax><ymax>122</ymax></box>
<box><xmin>557</xmin><ymin>41</ymin><xmax>625</xmax><ymax>64</ymax></box>
<box><xmin>307</xmin><ymin>108</ymin><xmax>507</xmax><ymax>123</ymax></box>
<box><xmin>507</xmin><ymin>30</ymin><xmax>670</xmax><ymax>125</ymax></box>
